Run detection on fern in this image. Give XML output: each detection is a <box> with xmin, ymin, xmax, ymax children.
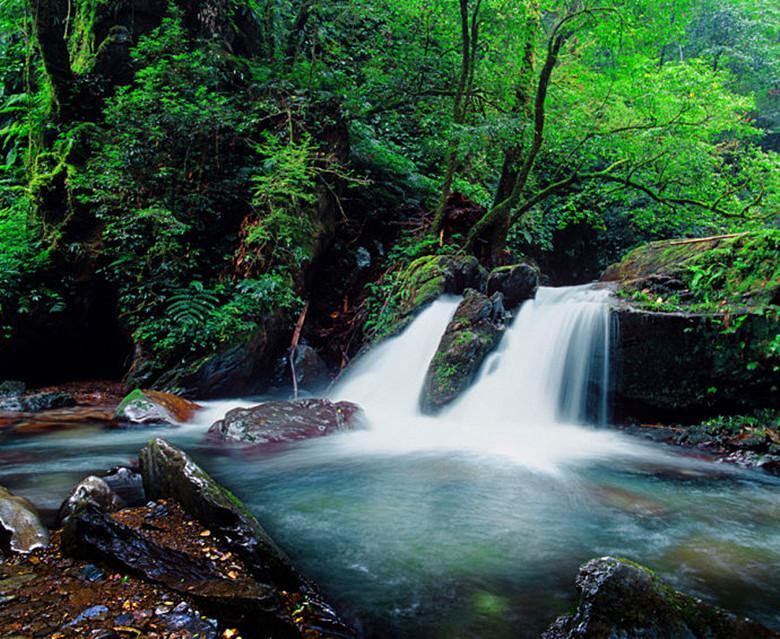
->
<box><xmin>167</xmin><ymin>281</ymin><xmax>219</xmax><ymax>326</ymax></box>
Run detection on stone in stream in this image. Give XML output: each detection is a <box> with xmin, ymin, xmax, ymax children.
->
<box><xmin>487</xmin><ymin>263</ymin><xmax>539</xmax><ymax>310</ymax></box>
<box><xmin>0</xmin><ymin>485</ymin><xmax>49</xmax><ymax>554</ymax></box>
<box><xmin>0</xmin><ymin>390</ymin><xmax>76</xmax><ymax>413</ymax></box>
<box><xmin>101</xmin><ymin>466</ymin><xmax>146</xmax><ymax>507</ymax></box>
<box><xmin>542</xmin><ymin>556</ymin><xmax>778</xmax><ymax>639</ymax></box>
<box><xmin>56</xmin><ymin>475</ymin><xmax>126</xmax><ymax>527</ymax></box>
<box><xmin>208</xmin><ymin>398</ymin><xmax>363</xmax><ymax>447</ymax></box>
<box><xmin>61</xmin><ymin>504</ymin><xmax>283</xmax><ymax>633</ymax></box>
<box><xmin>419</xmin><ymin>289</ymin><xmax>506</xmax><ymax>414</ymax></box>
<box><xmin>139</xmin><ymin>438</ymin><xmax>356</xmax><ymax>637</ymax></box>
<box><xmin>114</xmin><ymin>388</ymin><xmax>202</xmax><ymax>424</ymax></box>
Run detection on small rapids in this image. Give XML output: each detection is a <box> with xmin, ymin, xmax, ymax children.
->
<box><xmin>1</xmin><ymin>286</ymin><xmax>779</xmax><ymax>638</ymax></box>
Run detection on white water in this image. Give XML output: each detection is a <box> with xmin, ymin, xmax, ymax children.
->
<box><xmin>326</xmin><ymin>285</ymin><xmax>654</xmax><ymax>473</ymax></box>
<box><xmin>5</xmin><ymin>285</ymin><xmax>780</xmax><ymax>637</ymax></box>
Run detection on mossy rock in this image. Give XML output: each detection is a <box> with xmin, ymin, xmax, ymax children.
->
<box><xmin>543</xmin><ymin>556</ymin><xmax>777</xmax><ymax>638</ymax></box>
<box><xmin>604</xmin><ymin>232</ymin><xmax>779</xmax><ymax>420</ymax></box>
<box><xmin>613</xmin><ymin>307</ymin><xmax>779</xmax><ymax>420</ymax></box>
<box><xmin>602</xmin><ymin>231</ymin><xmax>780</xmax><ymax>309</ymax></box>
<box><xmin>138</xmin><ymin>439</ymin><xmax>356</xmax><ymax>636</ymax></box>
<box><xmin>371</xmin><ymin>254</ymin><xmax>489</xmax><ymax>343</ymax></box>
<box><xmin>487</xmin><ymin>263</ymin><xmax>539</xmax><ymax>309</ymax></box>
<box><xmin>419</xmin><ymin>289</ymin><xmax>505</xmax><ymax>414</ymax></box>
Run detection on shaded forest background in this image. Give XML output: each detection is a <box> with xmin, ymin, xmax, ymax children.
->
<box><xmin>0</xmin><ymin>0</ymin><xmax>777</xmax><ymax>391</ymax></box>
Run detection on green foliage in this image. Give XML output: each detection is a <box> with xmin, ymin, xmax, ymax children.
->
<box><xmin>246</xmin><ymin>131</ymin><xmax>320</xmax><ymax>272</ymax></box>
<box><xmin>678</xmin><ymin>409</ymin><xmax>780</xmax><ymax>451</ymax></box>
<box><xmin>362</xmin><ymin>233</ymin><xmax>462</xmax><ymax>340</ymax></box>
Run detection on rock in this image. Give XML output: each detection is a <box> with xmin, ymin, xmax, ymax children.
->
<box><xmin>0</xmin><ymin>380</ymin><xmax>25</xmax><ymax>397</ymax></box>
<box><xmin>60</xmin><ymin>506</ymin><xmax>276</xmax><ymax>627</ymax></box>
<box><xmin>542</xmin><ymin>556</ymin><xmax>778</xmax><ymax>639</ymax></box>
<box><xmin>126</xmin><ymin>315</ymin><xmax>289</xmax><ymax>399</ymax></box>
<box><xmin>56</xmin><ymin>476</ymin><xmax>125</xmax><ymax>527</ymax></box>
<box><xmin>102</xmin><ymin>466</ymin><xmax>146</xmax><ymax>507</ymax></box>
<box><xmin>603</xmin><ymin>233</ymin><xmax>779</xmax><ymax>419</ymax></box>
<box><xmin>287</xmin><ymin>345</ymin><xmax>332</xmax><ymax>392</ymax></box>
<box><xmin>400</xmin><ymin>254</ymin><xmax>488</xmax><ymax>314</ymax></box>
<box><xmin>0</xmin><ymin>486</ymin><xmax>49</xmax><ymax>554</ymax></box>
<box><xmin>156</xmin><ymin>602</ymin><xmax>218</xmax><ymax>638</ymax></box>
<box><xmin>487</xmin><ymin>263</ymin><xmax>539</xmax><ymax>309</ymax></box>
<box><xmin>114</xmin><ymin>388</ymin><xmax>201</xmax><ymax>424</ymax></box>
<box><xmin>139</xmin><ymin>439</ymin><xmax>355</xmax><ymax>637</ymax></box>
<box><xmin>208</xmin><ymin>399</ymin><xmax>363</xmax><ymax>447</ymax></box>
<box><xmin>0</xmin><ymin>390</ymin><xmax>76</xmax><ymax>413</ymax></box>
<box><xmin>611</xmin><ymin>308</ymin><xmax>778</xmax><ymax>419</ymax></box>
<box><xmin>370</xmin><ymin>254</ymin><xmax>489</xmax><ymax>342</ymax></box>
<box><xmin>419</xmin><ymin>290</ymin><xmax>505</xmax><ymax>414</ymax></box>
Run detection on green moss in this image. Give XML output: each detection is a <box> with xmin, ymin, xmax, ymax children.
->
<box><xmin>115</xmin><ymin>388</ymin><xmax>147</xmax><ymax>416</ymax></box>
<box><xmin>609</xmin><ymin>230</ymin><xmax>780</xmax><ymax>311</ymax></box>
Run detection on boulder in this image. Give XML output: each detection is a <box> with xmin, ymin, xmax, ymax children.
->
<box><xmin>400</xmin><ymin>254</ymin><xmax>488</xmax><ymax>314</ymax></box>
<box><xmin>487</xmin><ymin>263</ymin><xmax>539</xmax><ymax>309</ymax></box>
<box><xmin>101</xmin><ymin>466</ymin><xmax>146</xmax><ymax>507</ymax></box>
<box><xmin>612</xmin><ymin>307</ymin><xmax>778</xmax><ymax>419</ymax></box>
<box><xmin>603</xmin><ymin>233</ymin><xmax>779</xmax><ymax>420</ymax></box>
<box><xmin>370</xmin><ymin>254</ymin><xmax>489</xmax><ymax>341</ymax></box>
<box><xmin>139</xmin><ymin>439</ymin><xmax>355</xmax><ymax>637</ymax></box>
<box><xmin>0</xmin><ymin>380</ymin><xmax>25</xmax><ymax>397</ymax></box>
<box><xmin>208</xmin><ymin>399</ymin><xmax>362</xmax><ymax>446</ymax></box>
<box><xmin>542</xmin><ymin>556</ymin><xmax>778</xmax><ymax>639</ymax></box>
<box><xmin>0</xmin><ymin>390</ymin><xmax>75</xmax><ymax>413</ymax></box>
<box><xmin>114</xmin><ymin>388</ymin><xmax>202</xmax><ymax>424</ymax></box>
<box><xmin>0</xmin><ymin>486</ymin><xmax>49</xmax><ymax>554</ymax></box>
<box><xmin>279</xmin><ymin>344</ymin><xmax>332</xmax><ymax>392</ymax></box>
<box><xmin>125</xmin><ymin>315</ymin><xmax>289</xmax><ymax>399</ymax></box>
<box><xmin>61</xmin><ymin>505</ymin><xmax>279</xmax><ymax>631</ymax></box>
<box><xmin>419</xmin><ymin>290</ymin><xmax>505</xmax><ymax>414</ymax></box>
<box><xmin>56</xmin><ymin>476</ymin><xmax>125</xmax><ymax>527</ymax></box>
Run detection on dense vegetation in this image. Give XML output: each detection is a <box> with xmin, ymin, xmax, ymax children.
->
<box><xmin>0</xmin><ymin>0</ymin><xmax>777</xmax><ymax>387</ymax></box>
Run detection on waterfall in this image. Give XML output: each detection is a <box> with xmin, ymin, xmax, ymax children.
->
<box><xmin>451</xmin><ymin>285</ymin><xmax>613</xmax><ymax>426</ymax></box>
<box><xmin>329</xmin><ymin>285</ymin><xmax>631</xmax><ymax>471</ymax></box>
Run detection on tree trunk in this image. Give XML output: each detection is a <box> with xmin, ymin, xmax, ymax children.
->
<box><xmin>29</xmin><ymin>0</ymin><xmax>74</xmax><ymax>121</ymax></box>
<box><xmin>432</xmin><ymin>0</ymin><xmax>480</xmax><ymax>233</ymax></box>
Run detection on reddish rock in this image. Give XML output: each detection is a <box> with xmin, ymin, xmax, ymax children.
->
<box><xmin>208</xmin><ymin>399</ymin><xmax>362</xmax><ymax>447</ymax></box>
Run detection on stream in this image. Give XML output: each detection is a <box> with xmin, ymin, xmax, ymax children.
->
<box><xmin>2</xmin><ymin>287</ymin><xmax>779</xmax><ymax>638</ymax></box>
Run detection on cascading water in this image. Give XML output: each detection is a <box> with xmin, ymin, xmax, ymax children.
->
<box><xmin>2</xmin><ymin>286</ymin><xmax>779</xmax><ymax>639</ymax></box>
<box><xmin>449</xmin><ymin>285</ymin><xmax>613</xmax><ymax>427</ymax></box>
<box><xmin>328</xmin><ymin>284</ymin><xmax>635</xmax><ymax>472</ymax></box>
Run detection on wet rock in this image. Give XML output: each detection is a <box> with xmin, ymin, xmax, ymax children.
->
<box><xmin>400</xmin><ymin>254</ymin><xmax>488</xmax><ymax>313</ymax></box>
<box><xmin>66</xmin><ymin>604</ymin><xmax>109</xmax><ymax>627</ymax></box>
<box><xmin>420</xmin><ymin>290</ymin><xmax>505</xmax><ymax>414</ymax></box>
<box><xmin>60</xmin><ymin>506</ymin><xmax>276</xmax><ymax>626</ymax></box>
<box><xmin>102</xmin><ymin>466</ymin><xmax>145</xmax><ymax>507</ymax></box>
<box><xmin>0</xmin><ymin>380</ymin><xmax>25</xmax><ymax>397</ymax></box>
<box><xmin>0</xmin><ymin>485</ymin><xmax>49</xmax><ymax>554</ymax></box>
<box><xmin>114</xmin><ymin>388</ymin><xmax>201</xmax><ymax>424</ymax></box>
<box><xmin>0</xmin><ymin>390</ymin><xmax>76</xmax><ymax>413</ymax></box>
<box><xmin>80</xmin><ymin>563</ymin><xmax>106</xmax><ymax>582</ymax></box>
<box><xmin>487</xmin><ymin>263</ymin><xmax>539</xmax><ymax>310</ymax></box>
<box><xmin>611</xmin><ymin>308</ymin><xmax>778</xmax><ymax>420</ymax></box>
<box><xmin>156</xmin><ymin>601</ymin><xmax>218</xmax><ymax>638</ymax></box>
<box><xmin>56</xmin><ymin>476</ymin><xmax>125</xmax><ymax>527</ymax></box>
<box><xmin>603</xmin><ymin>235</ymin><xmax>779</xmax><ymax>420</ymax></box>
<box><xmin>139</xmin><ymin>439</ymin><xmax>356</xmax><ymax>637</ymax></box>
<box><xmin>208</xmin><ymin>399</ymin><xmax>363</xmax><ymax>447</ymax></box>
<box><xmin>280</xmin><ymin>344</ymin><xmax>332</xmax><ymax>392</ymax></box>
<box><xmin>542</xmin><ymin>556</ymin><xmax>778</xmax><ymax>639</ymax></box>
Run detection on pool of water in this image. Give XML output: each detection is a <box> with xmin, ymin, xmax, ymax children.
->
<box><xmin>2</xmin><ymin>418</ymin><xmax>779</xmax><ymax>638</ymax></box>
